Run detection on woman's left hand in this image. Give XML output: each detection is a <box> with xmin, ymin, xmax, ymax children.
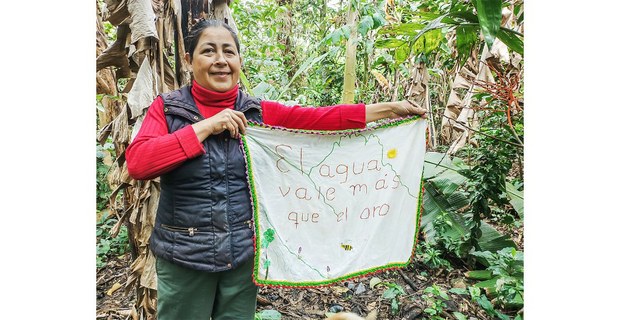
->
<box><xmin>365</xmin><ymin>100</ymin><xmax>427</xmax><ymax>123</ymax></box>
<box><xmin>392</xmin><ymin>100</ymin><xmax>427</xmax><ymax>119</ymax></box>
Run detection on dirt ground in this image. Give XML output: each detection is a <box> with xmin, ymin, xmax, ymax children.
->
<box><xmin>96</xmin><ymin>243</ymin><xmax>522</xmax><ymax>320</ymax></box>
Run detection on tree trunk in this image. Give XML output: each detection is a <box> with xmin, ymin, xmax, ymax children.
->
<box><xmin>342</xmin><ymin>0</ymin><xmax>357</xmax><ymax>104</ymax></box>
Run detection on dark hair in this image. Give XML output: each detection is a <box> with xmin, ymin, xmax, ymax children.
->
<box><xmin>185</xmin><ymin>19</ymin><xmax>240</xmax><ymax>61</ymax></box>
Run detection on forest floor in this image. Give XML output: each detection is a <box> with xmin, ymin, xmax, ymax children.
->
<box><xmin>96</xmin><ymin>225</ymin><xmax>522</xmax><ymax>320</ymax></box>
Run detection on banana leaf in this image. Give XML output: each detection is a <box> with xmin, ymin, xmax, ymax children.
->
<box><xmin>477</xmin><ymin>222</ymin><xmax>516</xmax><ymax>252</ymax></box>
<box><xmin>505</xmin><ymin>181</ymin><xmax>523</xmax><ymax>219</ymax></box>
<box><xmin>496</xmin><ymin>28</ymin><xmax>524</xmax><ymax>56</ymax></box>
<box><xmin>455</xmin><ymin>25</ymin><xmax>479</xmax><ymax>62</ymax></box>
<box><xmin>465</xmin><ymin>270</ymin><xmax>493</xmax><ymax>280</ymax></box>
<box><xmin>474</xmin><ymin>278</ymin><xmax>498</xmax><ymax>289</ymax></box>
<box><xmin>421</xmin><ymin>182</ymin><xmax>469</xmax><ymax>244</ymax></box>
<box><xmin>377</xmin><ymin>22</ymin><xmax>425</xmax><ymax>35</ymax></box>
<box><xmin>421</xmin><ymin>152</ymin><xmax>469</xmax><ymax>245</ymax></box>
<box><xmin>421</xmin><ymin>152</ymin><xmax>516</xmax><ymax>254</ymax></box>
<box><xmin>423</xmin><ymin>152</ymin><xmax>469</xmax><ymax>184</ymax></box>
<box><xmin>473</xmin><ymin>0</ymin><xmax>502</xmax><ymax>50</ymax></box>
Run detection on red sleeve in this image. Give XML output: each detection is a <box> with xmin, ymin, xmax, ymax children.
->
<box><xmin>126</xmin><ymin>96</ymin><xmax>206</xmax><ymax>180</ymax></box>
<box><xmin>261</xmin><ymin>100</ymin><xmax>366</xmax><ymax>130</ymax></box>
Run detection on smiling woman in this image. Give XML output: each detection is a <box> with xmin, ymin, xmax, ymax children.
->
<box><xmin>185</xmin><ymin>21</ymin><xmax>242</xmax><ymax>93</ymax></box>
<box><xmin>124</xmin><ymin>18</ymin><xmax>427</xmax><ymax>320</ymax></box>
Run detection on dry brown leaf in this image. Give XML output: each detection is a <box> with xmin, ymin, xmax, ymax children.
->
<box><xmin>447</xmin><ymin>131</ymin><xmax>469</xmax><ymax>155</ymax></box>
<box><xmin>127</xmin><ymin>0</ymin><xmax>158</xmax><ymax>44</ymax></box>
<box><xmin>117</xmin><ymin>309</ymin><xmax>133</xmax><ymax>316</ymax></box>
<box><xmin>370</xmin><ymin>70</ymin><xmax>391</xmax><ymax>91</ymax></box>
<box><xmin>140</xmin><ymin>252</ymin><xmax>157</xmax><ymax>290</ymax></box>
<box><xmin>110</xmin><ymin>105</ymin><xmax>131</xmax><ymax>146</ymax></box>
<box><xmin>440</xmin><ymin>43</ymin><xmax>495</xmax><ymax>154</ymax></box>
<box><xmin>450</xmin><ymin>277</ymin><xmax>468</xmax><ymax>289</ymax></box>
<box><xmin>110</xmin><ymin>213</ymin><xmax>127</xmax><ymax>238</ymax></box>
<box><xmin>145</xmin><ymin>182</ymin><xmax>159</xmax><ymax>227</ymax></box>
<box><xmin>107</xmin><ymin>282</ymin><xmax>123</xmax><ymax>296</ymax></box>
<box><xmin>331</xmin><ymin>286</ymin><xmax>350</xmax><ymax>295</ymax></box>
<box><xmin>127</xmin><ymin>59</ymin><xmax>155</xmax><ymax>120</ymax></box>
<box><xmin>367</xmin><ymin>301</ymin><xmax>377</xmax><ymax>310</ymax></box>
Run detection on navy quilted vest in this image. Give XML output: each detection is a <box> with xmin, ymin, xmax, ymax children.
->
<box><xmin>149</xmin><ymin>86</ymin><xmax>262</xmax><ymax>272</ymax></box>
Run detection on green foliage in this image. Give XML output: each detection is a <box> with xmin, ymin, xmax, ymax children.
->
<box><xmin>431</xmin><ymin>210</ymin><xmax>469</xmax><ymax>257</ymax></box>
<box><xmin>254</xmin><ymin>309</ymin><xmax>282</xmax><ymax>320</ymax></box>
<box><xmin>375</xmin><ymin>0</ymin><xmax>522</xmax><ymax>69</ymax></box>
<box><xmin>450</xmin><ymin>285</ymin><xmax>511</xmax><ymax>319</ymax></box>
<box><xmin>234</xmin><ymin>0</ymin><xmax>397</xmax><ymax>105</ymax></box>
<box><xmin>421</xmin><ymin>152</ymin><xmax>517</xmax><ymax>262</ymax></box>
<box><xmin>103</xmin><ymin>21</ymin><xmax>117</xmax><ymax>42</ymax></box>
<box><xmin>467</xmin><ymin>286</ymin><xmax>510</xmax><ymax>320</ymax></box>
<box><xmin>96</xmin><ymin>213</ymin><xmax>129</xmax><ymax>268</ymax></box>
<box><xmin>422</xmin><ymin>284</ymin><xmax>450</xmax><ymax>320</ymax></box>
<box><xmin>453</xmin><ymin>312</ymin><xmax>468</xmax><ymax>320</ymax></box>
<box><xmin>505</xmin><ymin>181</ymin><xmax>523</xmax><ymax>219</ymax></box>
<box><xmin>458</xmin><ymin>110</ymin><xmax>521</xmax><ymax>253</ymax></box>
<box><xmin>276</xmin><ymin>50</ymin><xmax>334</xmax><ymax>101</ymax></box>
<box><xmin>375</xmin><ymin>11</ymin><xmax>448</xmax><ymax>67</ymax></box>
<box><xmin>455</xmin><ymin>25</ymin><xmax>478</xmax><ymax>61</ymax></box>
<box><xmin>98</xmin><ymin>0</ymin><xmax>117</xmax><ymax>43</ymax></box>
<box><xmin>418</xmin><ymin>241</ymin><xmax>452</xmax><ymax>270</ymax></box>
<box><xmin>473</xmin><ymin>0</ymin><xmax>503</xmax><ymax>50</ymax></box>
<box><xmin>96</xmin><ymin>141</ymin><xmax>114</xmax><ymax>211</ymax></box>
<box><xmin>497</xmin><ymin>28</ymin><xmax>524</xmax><ymax>55</ymax></box>
<box><xmin>465</xmin><ymin>270</ymin><xmax>493</xmax><ymax>280</ymax></box>
<box><xmin>471</xmin><ymin>247</ymin><xmax>524</xmax><ymax>310</ymax></box>
<box><xmin>379</xmin><ymin>282</ymin><xmax>405</xmax><ymax>315</ymax></box>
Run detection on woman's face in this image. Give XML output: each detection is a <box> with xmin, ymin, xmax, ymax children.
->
<box><xmin>186</xmin><ymin>26</ymin><xmax>241</xmax><ymax>92</ymax></box>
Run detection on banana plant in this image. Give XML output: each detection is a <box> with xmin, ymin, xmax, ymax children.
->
<box><xmin>375</xmin><ymin>0</ymin><xmax>524</xmax><ymax>156</ymax></box>
<box><xmin>421</xmin><ymin>152</ymin><xmax>516</xmax><ymax>258</ymax></box>
<box><xmin>376</xmin><ymin>0</ymin><xmax>523</xmax><ymax>60</ymax></box>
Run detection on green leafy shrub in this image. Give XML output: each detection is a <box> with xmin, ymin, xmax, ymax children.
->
<box><xmin>417</xmin><ymin>241</ymin><xmax>452</xmax><ymax>270</ymax></box>
<box><xmin>379</xmin><ymin>281</ymin><xmax>405</xmax><ymax>315</ymax></box>
<box><xmin>459</xmin><ymin>106</ymin><xmax>522</xmax><ymax>254</ymax></box>
<box><xmin>471</xmin><ymin>247</ymin><xmax>524</xmax><ymax>310</ymax></box>
<box><xmin>96</xmin><ymin>213</ymin><xmax>129</xmax><ymax>268</ymax></box>
<box><xmin>96</xmin><ymin>141</ymin><xmax>114</xmax><ymax>211</ymax></box>
<box><xmin>423</xmin><ymin>284</ymin><xmax>450</xmax><ymax>319</ymax></box>
<box><xmin>421</xmin><ymin>152</ymin><xmax>517</xmax><ymax>266</ymax></box>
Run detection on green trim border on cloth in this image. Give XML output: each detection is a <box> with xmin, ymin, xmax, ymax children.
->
<box><xmin>241</xmin><ymin>116</ymin><xmax>427</xmax><ymax>288</ymax></box>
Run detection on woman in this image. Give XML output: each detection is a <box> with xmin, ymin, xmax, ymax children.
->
<box><xmin>126</xmin><ymin>19</ymin><xmax>426</xmax><ymax>320</ymax></box>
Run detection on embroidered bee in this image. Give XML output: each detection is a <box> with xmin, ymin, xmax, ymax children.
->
<box><xmin>340</xmin><ymin>243</ymin><xmax>353</xmax><ymax>251</ymax></box>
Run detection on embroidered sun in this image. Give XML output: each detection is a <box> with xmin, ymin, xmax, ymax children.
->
<box><xmin>387</xmin><ymin>148</ymin><xmax>397</xmax><ymax>159</ymax></box>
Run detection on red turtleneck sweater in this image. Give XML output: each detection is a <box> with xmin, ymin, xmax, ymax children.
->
<box><xmin>126</xmin><ymin>81</ymin><xmax>366</xmax><ymax>180</ymax></box>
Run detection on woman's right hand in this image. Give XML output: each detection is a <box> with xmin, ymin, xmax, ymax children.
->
<box><xmin>192</xmin><ymin>109</ymin><xmax>248</xmax><ymax>141</ymax></box>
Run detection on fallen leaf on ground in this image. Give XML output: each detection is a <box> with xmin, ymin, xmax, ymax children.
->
<box><xmin>107</xmin><ymin>282</ymin><xmax>122</xmax><ymax>296</ymax></box>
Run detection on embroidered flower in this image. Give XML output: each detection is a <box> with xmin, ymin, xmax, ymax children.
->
<box><xmin>387</xmin><ymin>148</ymin><xmax>397</xmax><ymax>159</ymax></box>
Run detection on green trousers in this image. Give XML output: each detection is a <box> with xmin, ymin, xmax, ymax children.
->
<box><xmin>156</xmin><ymin>257</ymin><xmax>258</xmax><ymax>320</ymax></box>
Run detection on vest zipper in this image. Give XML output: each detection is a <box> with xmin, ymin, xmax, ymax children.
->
<box><xmin>161</xmin><ymin>224</ymin><xmax>198</xmax><ymax>237</ymax></box>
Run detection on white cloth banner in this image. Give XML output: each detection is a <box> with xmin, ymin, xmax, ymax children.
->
<box><xmin>242</xmin><ymin>117</ymin><xmax>427</xmax><ymax>287</ymax></box>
